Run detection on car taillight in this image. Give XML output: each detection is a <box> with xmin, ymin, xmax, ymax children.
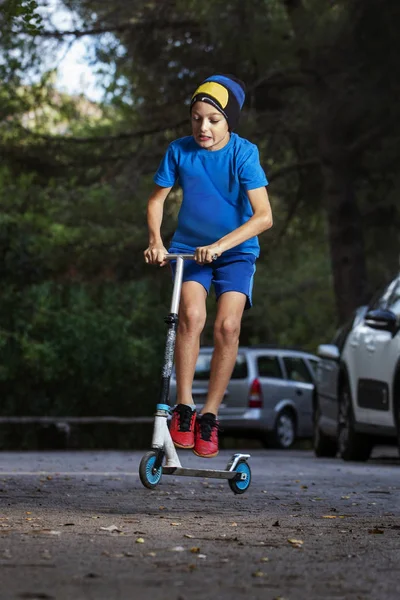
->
<box><xmin>248</xmin><ymin>378</ymin><xmax>263</xmax><ymax>408</ymax></box>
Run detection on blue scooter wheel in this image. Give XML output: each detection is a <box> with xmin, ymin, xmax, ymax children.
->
<box><xmin>139</xmin><ymin>451</ymin><xmax>163</xmax><ymax>489</ymax></box>
<box><xmin>228</xmin><ymin>460</ymin><xmax>251</xmax><ymax>494</ymax></box>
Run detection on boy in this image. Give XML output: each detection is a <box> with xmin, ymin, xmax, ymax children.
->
<box><xmin>144</xmin><ymin>74</ymin><xmax>272</xmax><ymax>458</ymax></box>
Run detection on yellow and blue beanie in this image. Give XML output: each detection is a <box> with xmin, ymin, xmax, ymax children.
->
<box><xmin>190</xmin><ymin>74</ymin><xmax>246</xmax><ymax>130</ymax></box>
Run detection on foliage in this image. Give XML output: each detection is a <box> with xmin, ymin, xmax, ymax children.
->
<box><xmin>0</xmin><ymin>280</ymin><xmax>166</xmax><ymax>416</ymax></box>
<box><xmin>1</xmin><ymin>0</ymin><xmax>43</xmax><ymax>34</ymax></box>
<box><xmin>0</xmin><ymin>0</ymin><xmax>399</xmax><ymax>422</ymax></box>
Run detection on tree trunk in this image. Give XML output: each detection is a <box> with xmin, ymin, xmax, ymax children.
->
<box><xmin>322</xmin><ymin>159</ymin><xmax>369</xmax><ymax>322</ymax></box>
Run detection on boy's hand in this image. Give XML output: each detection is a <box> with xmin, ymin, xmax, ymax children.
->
<box><xmin>195</xmin><ymin>245</ymin><xmax>221</xmax><ymax>265</ymax></box>
<box><xmin>144</xmin><ymin>244</ymin><xmax>168</xmax><ymax>266</ymax></box>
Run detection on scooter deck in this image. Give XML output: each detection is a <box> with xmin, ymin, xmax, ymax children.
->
<box><xmin>162</xmin><ymin>466</ymin><xmax>237</xmax><ymax>480</ymax></box>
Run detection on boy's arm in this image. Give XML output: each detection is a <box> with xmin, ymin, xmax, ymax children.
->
<box><xmin>144</xmin><ymin>184</ymin><xmax>172</xmax><ymax>266</ymax></box>
<box><xmin>195</xmin><ymin>186</ymin><xmax>273</xmax><ymax>264</ymax></box>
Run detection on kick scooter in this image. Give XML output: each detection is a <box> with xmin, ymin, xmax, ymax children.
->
<box><xmin>139</xmin><ymin>253</ymin><xmax>251</xmax><ymax>495</ymax></box>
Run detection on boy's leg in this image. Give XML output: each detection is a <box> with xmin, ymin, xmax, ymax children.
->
<box><xmin>194</xmin><ymin>291</ymin><xmax>246</xmax><ymax>458</ymax></box>
<box><xmin>203</xmin><ymin>291</ymin><xmax>246</xmax><ymax>415</ymax></box>
<box><xmin>170</xmin><ymin>281</ymin><xmax>207</xmax><ymax>448</ymax></box>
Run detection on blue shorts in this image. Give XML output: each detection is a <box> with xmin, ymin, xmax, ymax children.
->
<box><xmin>169</xmin><ymin>250</ymin><xmax>256</xmax><ymax>310</ymax></box>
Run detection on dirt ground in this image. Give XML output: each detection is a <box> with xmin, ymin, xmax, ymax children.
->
<box><xmin>0</xmin><ymin>448</ymin><xmax>399</xmax><ymax>600</ymax></box>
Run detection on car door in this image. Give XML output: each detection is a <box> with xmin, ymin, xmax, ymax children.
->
<box><xmin>281</xmin><ymin>355</ymin><xmax>315</xmax><ymax>436</ymax></box>
<box><xmin>344</xmin><ymin>278</ymin><xmax>398</xmax><ymax>425</ymax></box>
<box><xmin>191</xmin><ymin>349</ymin><xmax>250</xmax><ymax>416</ymax></box>
<box><xmin>355</xmin><ymin>278</ymin><xmax>400</xmax><ymax>428</ymax></box>
<box><xmin>256</xmin><ymin>353</ymin><xmax>290</xmax><ymax>418</ymax></box>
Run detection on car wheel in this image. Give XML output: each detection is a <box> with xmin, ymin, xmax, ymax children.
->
<box><xmin>337</xmin><ymin>382</ymin><xmax>372</xmax><ymax>462</ymax></box>
<box><xmin>313</xmin><ymin>403</ymin><xmax>337</xmax><ymax>458</ymax></box>
<box><xmin>270</xmin><ymin>409</ymin><xmax>296</xmax><ymax>449</ymax></box>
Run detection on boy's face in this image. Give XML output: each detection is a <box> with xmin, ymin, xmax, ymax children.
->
<box><xmin>191</xmin><ymin>101</ymin><xmax>230</xmax><ymax>151</ymax></box>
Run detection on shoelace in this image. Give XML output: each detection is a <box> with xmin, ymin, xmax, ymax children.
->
<box><xmin>175</xmin><ymin>405</ymin><xmax>194</xmax><ymax>432</ymax></box>
<box><xmin>198</xmin><ymin>415</ymin><xmax>220</xmax><ymax>441</ymax></box>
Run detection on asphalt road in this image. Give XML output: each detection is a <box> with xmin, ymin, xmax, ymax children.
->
<box><xmin>0</xmin><ymin>447</ymin><xmax>399</xmax><ymax>600</ymax></box>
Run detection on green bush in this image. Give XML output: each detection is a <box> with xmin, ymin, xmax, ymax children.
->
<box><xmin>0</xmin><ymin>281</ymin><xmax>166</xmax><ymax>417</ymax></box>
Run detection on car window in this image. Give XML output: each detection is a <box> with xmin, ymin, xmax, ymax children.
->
<box><xmin>369</xmin><ymin>278</ymin><xmax>398</xmax><ymax>310</ymax></box>
<box><xmin>283</xmin><ymin>357</ymin><xmax>313</xmax><ymax>383</ymax></box>
<box><xmin>257</xmin><ymin>356</ymin><xmax>283</xmax><ymax>379</ymax></box>
<box><xmin>332</xmin><ymin>306</ymin><xmax>367</xmax><ymax>352</ymax></box>
<box><xmin>230</xmin><ymin>354</ymin><xmax>248</xmax><ymax>379</ymax></box>
<box><xmin>193</xmin><ymin>353</ymin><xmax>248</xmax><ymax>380</ymax></box>
<box><xmin>307</xmin><ymin>358</ymin><xmax>319</xmax><ymax>376</ymax></box>
<box><xmin>386</xmin><ymin>280</ymin><xmax>400</xmax><ymax>317</ymax></box>
<box><xmin>194</xmin><ymin>353</ymin><xmax>212</xmax><ymax>380</ymax></box>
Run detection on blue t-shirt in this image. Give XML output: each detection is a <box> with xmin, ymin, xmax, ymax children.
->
<box><xmin>153</xmin><ymin>133</ymin><xmax>268</xmax><ymax>257</ymax></box>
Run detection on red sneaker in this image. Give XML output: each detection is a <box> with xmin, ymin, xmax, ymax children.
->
<box><xmin>193</xmin><ymin>413</ymin><xmax>219</xmax><ymax>458</ymax></box>
<box><xmin>170</xmin><ymin>405</ymin><xmax>196</xmax><ymax>449</ymax></box>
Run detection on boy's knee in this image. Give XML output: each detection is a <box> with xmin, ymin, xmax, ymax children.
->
<box><xmin>214</xmin><ymin>316</ymin><xmax>241</xmax><ymax>342</ymax></box>
<box><xmin>179</xmin><ymin>306</ymin><xmax>206</xmax><ymax>333</ymax></box>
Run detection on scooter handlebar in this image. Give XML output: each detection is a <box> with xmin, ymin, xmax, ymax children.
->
<box><xmin>164</xmin><ymin>253</ymin><xmax>195</xmax><ymax>260</ymax></box>
<box><xmin>164</xmin><ymin>253</ymin><xmax>218</xmax><ymax>261</ymax></box>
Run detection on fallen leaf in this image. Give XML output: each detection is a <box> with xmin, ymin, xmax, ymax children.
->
<box><xmin>184</xmin><ymin>534</ymin><xmax>194</xmax><ymax>539</ymax></box>
<box><xmin>136</xmin><ymin>537</ymin><xmax>145</xmax><ymax>543</ymax></box>
<box><xmin>288</xmin><ymin>538</ymin><xmax>304</xmax><ymax>548</ymax></box>
<box><xmin>147</xmin><ymin>552</ymin><xmax>156</xmax><ymax>557</ymax></box>
<box><xmin>171</xmin><ymin>546</ymin><xmax>185</xmax><ymax>552</ymax></box>
<box><xmin>100</xmin><ymin>525</ymin><xmax>122</xmax><ymax>533</ymax></box>
<box><xmin>170</xmin><ymin>522</ymin><xmax>181</xmax><ymax>526</ymax></box>
<box><xmin>252</xmin><ymin>570</ymin><xmax>265</xmax><ymax>577</ymax></box>
<box><xmin>322</xmin><ymin>515</ymin><xmax>337</xmax><ymax>519</ymax></box>
<box><xmin>260</xmin><ymin>557</ymin><xmax>270</xmax><ymax>562</ymax></box>
<box><xmin>197</xmin><ymin>554</ymin><xmax>207</xmax><ymax>559</ymax></box>
<box><xmin>190</xmin><ymin>547</ymin><xmax>200</xmax><ymax>553</ymax></box>
<box><xmin>341</xmin><ymin>495</ymin><xmax>351</xmax><ymax>499</ymax></box>
<box><xmin>230</xmin><ymin>522</ymin><xmax>238</xmax><ymax>527</ymax></box>
<box><xmin>368</xmin><ymin>527</ymin><xmax>384</xmax><ymax>534</ymax></box>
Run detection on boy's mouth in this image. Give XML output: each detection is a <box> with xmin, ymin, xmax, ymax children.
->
<box><xmin>198</xmin><ymin>135</ymin><xmax>211</xmax><ymax>141</ymax></box>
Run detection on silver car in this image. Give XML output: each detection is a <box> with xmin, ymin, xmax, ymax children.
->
<box><xmin>169</xmin><ymin>346</ymin><xmax>319</xmax><ymax>449</ymax></box>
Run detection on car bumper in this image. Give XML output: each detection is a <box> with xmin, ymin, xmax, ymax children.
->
<box><xmin>218</xmin><ymin>408</ymin><xmax>274</xmax><ymax>434</ymax></box>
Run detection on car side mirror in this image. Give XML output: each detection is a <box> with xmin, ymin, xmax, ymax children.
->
<box><xmin>364</xmin><ymin>309</ymin><xmax>397</xmax><ymax>334</ymax></box>
<box><xmin>317</xmin><ymin>344</ymin><xmax>340</xmax><ymax>361</ymax></box>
